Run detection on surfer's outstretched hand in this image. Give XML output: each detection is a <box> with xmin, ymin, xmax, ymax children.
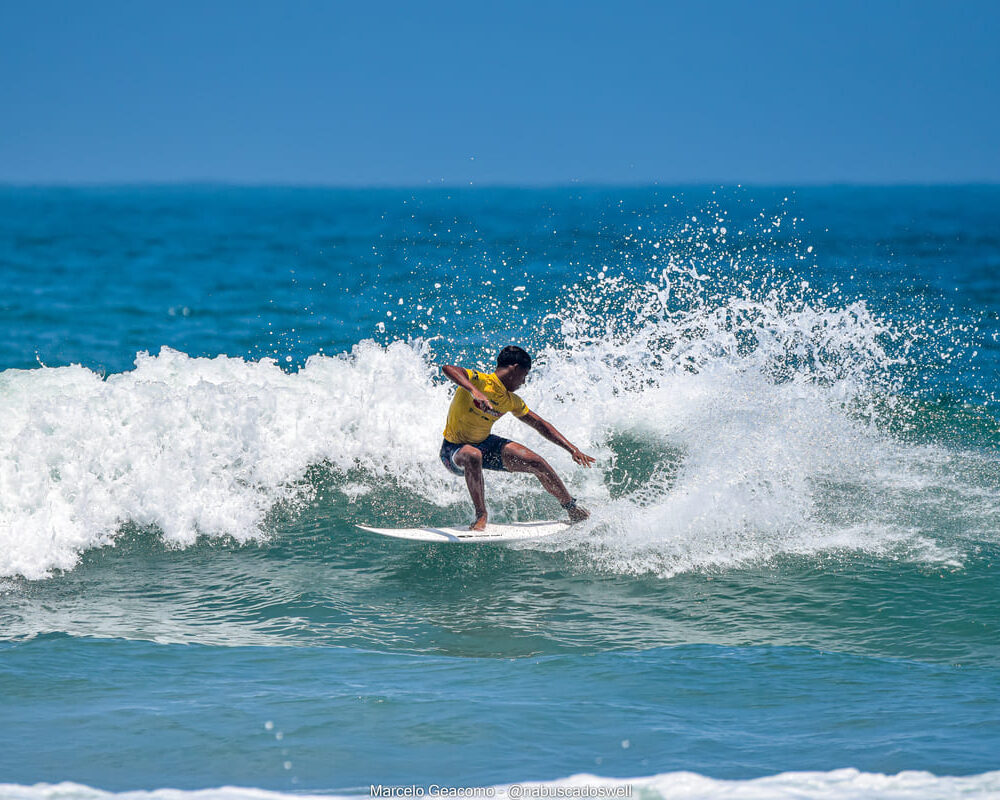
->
<box><xmin>570</xmin><ymin>447</ymin><xmax>596</xmax><ymax>468</ymax></box>
<box><xmin>471</xmin><ymin>389</ymin><xmax>495</xmax><ymax>414</ymax></box>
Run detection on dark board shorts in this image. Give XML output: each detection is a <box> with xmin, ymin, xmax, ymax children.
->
<box><xmin>439</xmin><ymin>435</ymin><xmax>512</xmax><ymax>476</ymax></box>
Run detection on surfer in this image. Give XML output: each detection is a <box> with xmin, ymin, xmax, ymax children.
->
<box><xmin>440</xmin><ymin>345</ymin><xmax>595</xmax><ymax>530</ymax></box>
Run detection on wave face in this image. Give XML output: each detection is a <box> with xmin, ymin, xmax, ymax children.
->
<box><xmin>0</xmin><ymin>307</ymin><xmax>995</xmax><ymax>584</ymax></box>
<box><xmin>0</xmin><ymin>186</ymin><xmax>997</xmax><ymax>792</ymax></box>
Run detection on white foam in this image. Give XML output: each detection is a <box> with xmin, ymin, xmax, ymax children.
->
<box><xmin>508</xmin><ymin>769</ymin><xmax>1000</xmax><ymax>799</ymax></box>
<box><xmin>4</xmin><ymin>769</ymin><xmax>1000</xmax><ymax>800</ymax></box>
<box><xmin>0</xmin><ymin>341</ymin><xmax>464</xmax><ymax>579</ymax></box>
<box><xmin>520</xmin><ymin>273</ymin><xmax>989</xmax><ymax>577</ymax></box>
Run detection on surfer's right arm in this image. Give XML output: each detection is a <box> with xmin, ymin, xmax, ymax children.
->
<box><xmin>442</xmin><ymin>365</ymin><xmax>495</xmax><ymax>412</ymax></box>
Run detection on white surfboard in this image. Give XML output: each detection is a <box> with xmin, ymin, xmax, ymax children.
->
<box><xmin>356</xmin><ymin>520</ymin><xmax>571</xmax><ymax>543</ymax></box>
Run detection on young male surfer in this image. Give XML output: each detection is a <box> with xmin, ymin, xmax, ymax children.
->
<box><xmin>440</xmin><ymin>345</ymin><xmax>594</xmax><ymax>530</ymax></box>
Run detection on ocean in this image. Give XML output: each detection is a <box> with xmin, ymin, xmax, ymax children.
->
<box><xmin>0</xmin><ymin>186</ymin><xmax>998</xmax><ymax>799</ymax></box>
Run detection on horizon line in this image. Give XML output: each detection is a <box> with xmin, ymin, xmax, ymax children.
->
<box><xmin>2</xmin><ymin>179</ymin><xmax>1000</xmax><ymax>190</ymax></box>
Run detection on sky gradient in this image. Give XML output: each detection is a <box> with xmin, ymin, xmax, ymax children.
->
<box><xmin>1</xmin><ymin>0</ymin><xmax>998</xmax><ymax>184</ymax></box>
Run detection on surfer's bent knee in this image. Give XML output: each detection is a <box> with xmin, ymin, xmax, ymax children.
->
<box><xmin>456</xmin><ymin>446</ymin><xmax>482</xmax><ymax>468</ymax></box>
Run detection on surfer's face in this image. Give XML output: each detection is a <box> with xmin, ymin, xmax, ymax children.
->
<box><xmin>507</xmin><ymin>365</ymin><xmax>529</xmax><ymax>390</ymax></box>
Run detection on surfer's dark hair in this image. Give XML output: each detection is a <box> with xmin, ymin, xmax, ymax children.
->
<box><xmin>497</xmin><ymin>345</ymin><xmax>532</xmax><ymax>371</ymax></box>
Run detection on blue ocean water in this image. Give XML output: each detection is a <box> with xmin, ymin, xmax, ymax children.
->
<box><xmin>0</xmin><ymin>186</ymin><xmax>998</xmax><ymax>798</ymax></box>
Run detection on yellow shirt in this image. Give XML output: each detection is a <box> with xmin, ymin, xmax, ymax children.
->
<box><xmin>443</xmin><ymin>369</ymin><xmax>530</xmax><ymax>444</ymax></box>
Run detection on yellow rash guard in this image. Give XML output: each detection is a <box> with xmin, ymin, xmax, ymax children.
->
<box><xmin>443</xmin><ymin>369</ymin><xmax>530</xmax><ymax>444</ymax></box>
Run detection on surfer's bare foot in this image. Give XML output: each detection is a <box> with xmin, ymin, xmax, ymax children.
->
<box><xmin>560</xmin><ymin>496</ymin><xmax>589</xmax><ymax>524</ymax></box>
<box><xmin>470</xmin><ymin>513</ymin><xmax>488</xmax><ymax>531</ymax></box>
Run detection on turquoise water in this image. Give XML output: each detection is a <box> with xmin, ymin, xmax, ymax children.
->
<box><xmin>0</xmin><ymin>186</ymin><xmax>998</xmax><ymax>797</ymax></box>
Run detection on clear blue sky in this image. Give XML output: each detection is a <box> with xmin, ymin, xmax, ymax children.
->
<box><xmin>1</xmin><ymin>0</ymin><xmax>998</xmax><ymax>184</ymax></box>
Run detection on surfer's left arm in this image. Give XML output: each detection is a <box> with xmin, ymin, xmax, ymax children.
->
<box><xmin>518</xmin><ymin>411</ymin><xmax>596</xmax><ymax>468</ymax></box>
